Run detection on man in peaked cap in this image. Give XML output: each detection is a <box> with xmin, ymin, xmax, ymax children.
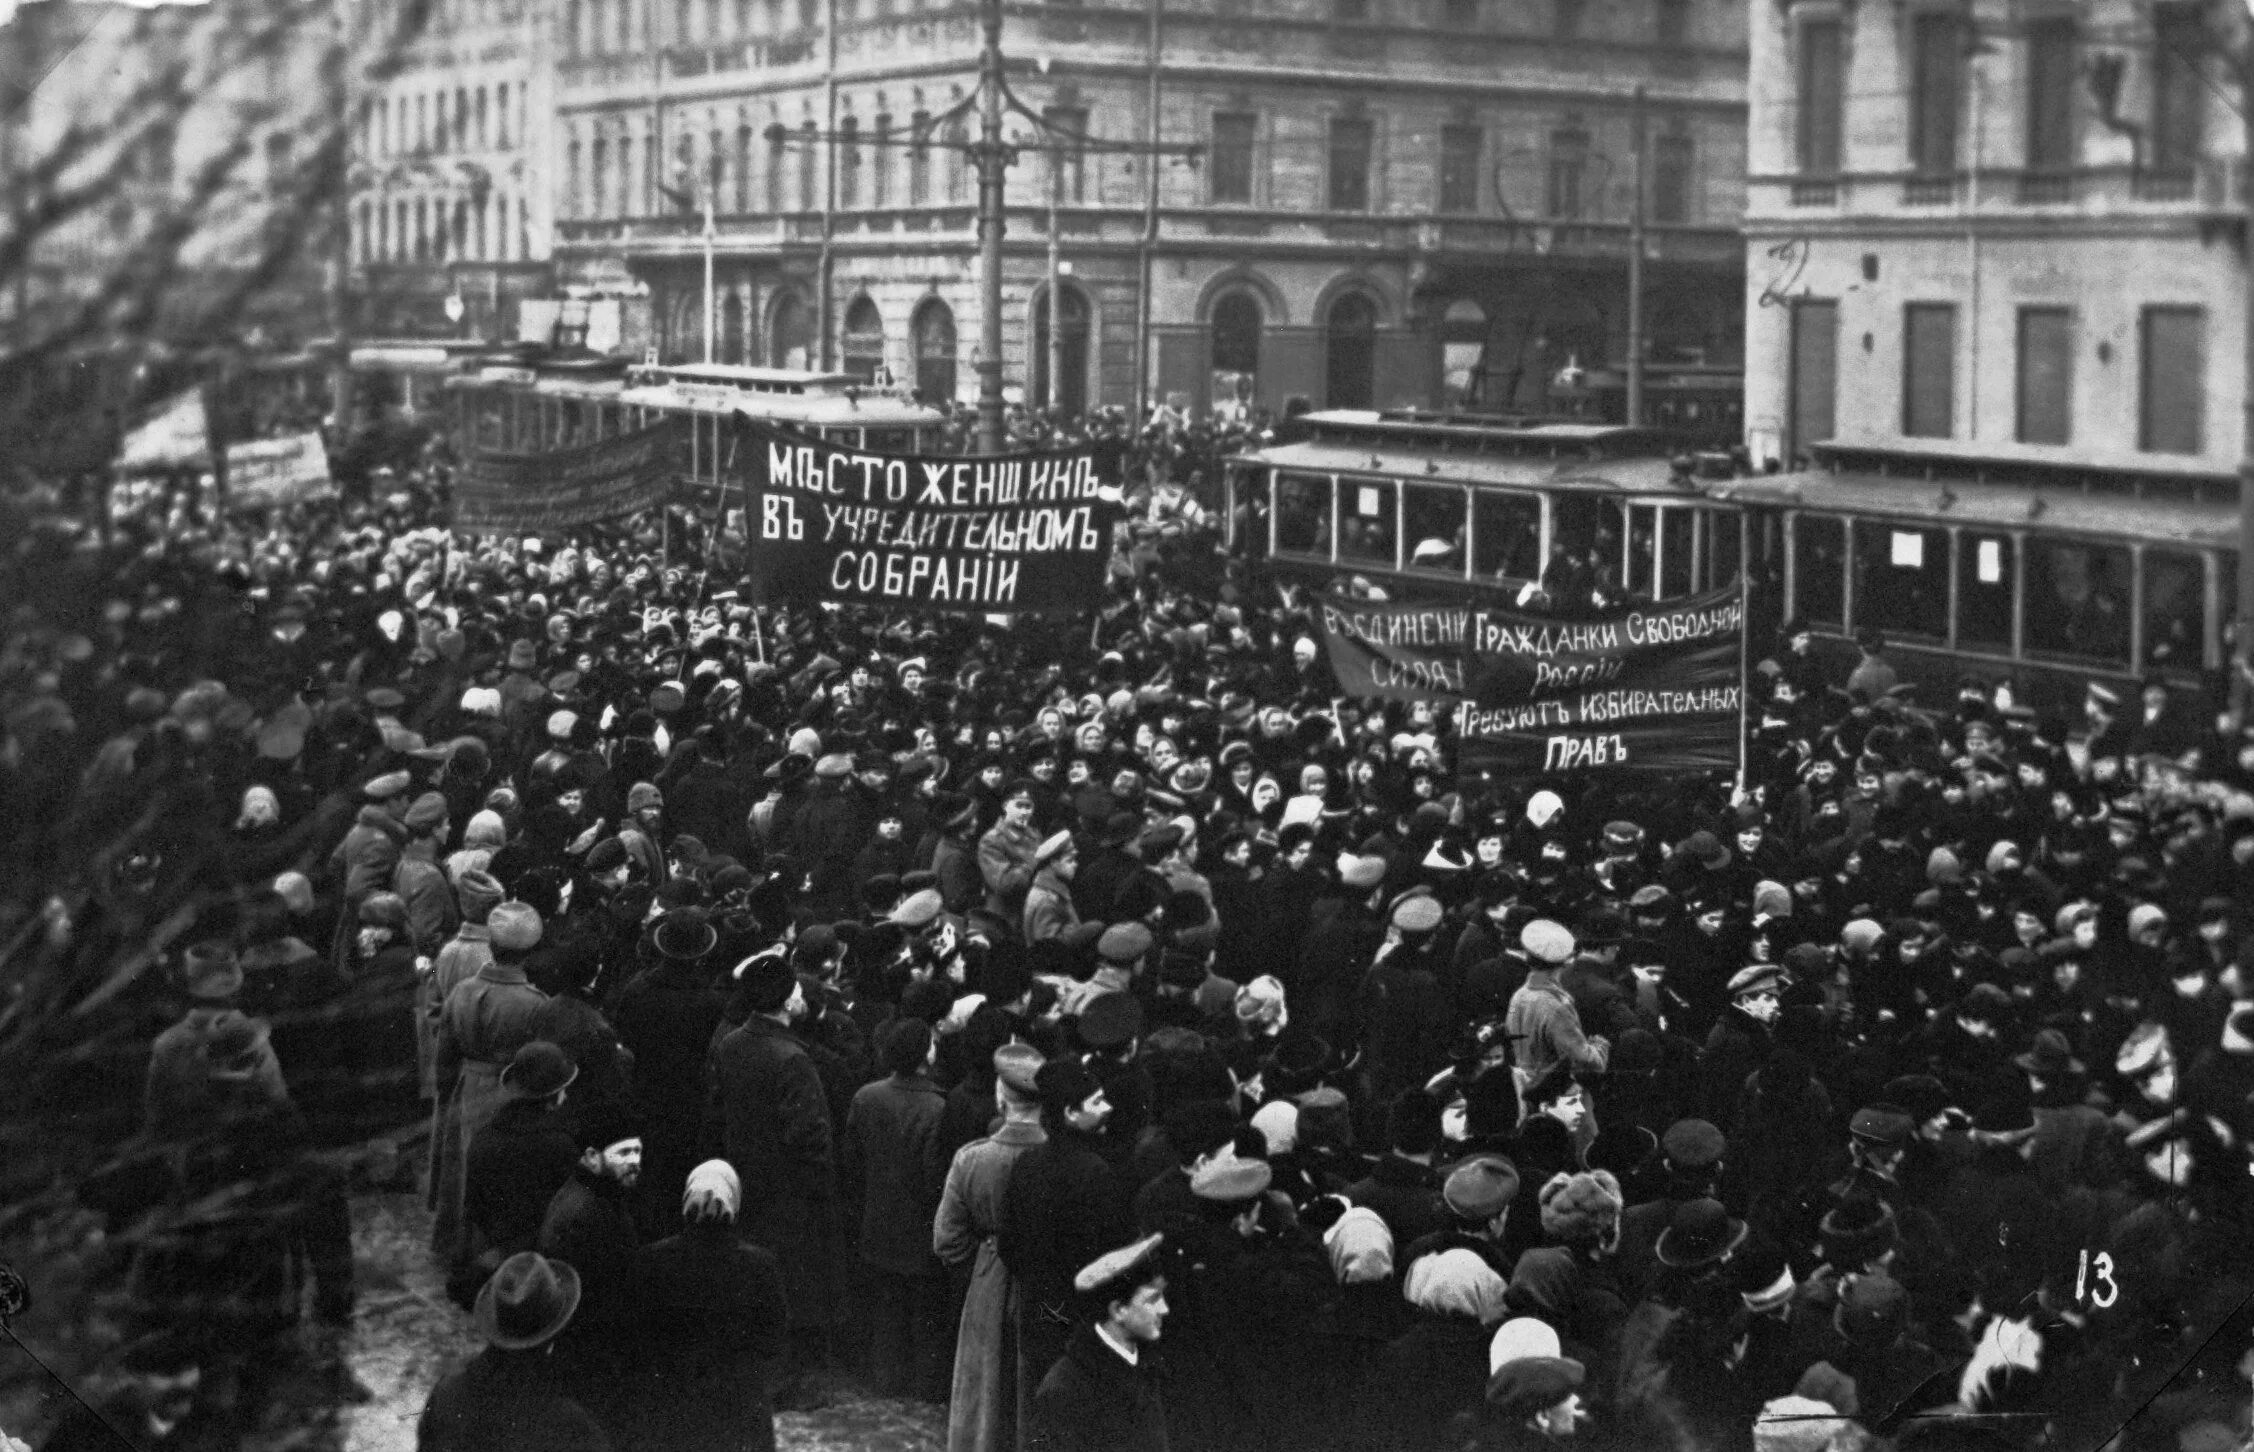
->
<box><xmin>1506</xmin><ymin>920</ymin><xmax>1608</xmax><ymax>1108</ymax></box>
<box><xmin>1031</xmin><ymin>1234</ymin><xmax>1170</xmax><ymax>1452</ymax></box>
<box><xmin>978</xmin><ymin>778</ymin><xmax>1044</xmax><ymax>922</ymax></box>
<box><xmin>430</xmin><ymin>902</ymin><xmax>552</xmax><ymax>1272</ymax></box>
<box><xmin>1024</xmin><ymin>829</ymin><xmax>1082</xmax><ymax>945</ymax></box>
<box><xmin>1396</xmin><ymin>1153</ymin><xmax>1524</xmax><ymax>1287</ymax></box>
<box><xmin>335</xmin><ymin>769</ymin><xmax>415</xmax><ymax>907</ymax></box>
<box><xmin>394</xmin><ymin>792</ymin><xmax>459</xmax><ymax>957</ymax></box>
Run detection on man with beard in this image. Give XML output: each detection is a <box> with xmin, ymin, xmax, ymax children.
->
<box><xmin>999</xmin><ymin>1058</ymin><xmax>1133</xmax><ymax>1425</ymax></box>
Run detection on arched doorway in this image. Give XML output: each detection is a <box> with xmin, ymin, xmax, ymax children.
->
<box><xmin>913</xmin><ymin>299</ymin><xmax>958</xmax><ymax>403</ymax></box>
<box><xmin>1325</xmin><ymin>292</ymin><xmax>1377</xmax><ymax>409</ymax></box>
<box><xmin>841</xmin><ymin>296</ymin><xmax>886</xmax><ymax>383</ymax></box>
<box><xmin>1210</xmin><ymin>290</ymin><xmax>1261</xmax><ymax>415</ymax></box>
<box><xmin>722</xmin><ymin>286</ymin><xmax>746</xmax><ymax>364</ymax></box>
<box><xmin>1031</xmin><ymin>285</ymin><xmax>1091</xmax><ymax>415</ymax></box>
<box><xmin>768</xmin><ymin>292</ymin><xmax>811</xmax><ymax>370</ymax></box>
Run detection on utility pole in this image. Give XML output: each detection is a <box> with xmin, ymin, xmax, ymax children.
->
<box><xmin>703</xmin><ymin>184</ymin><xmax>715</xmax><ymax>363</ymax></box>
<box><xmin>1626</xmin><ymin>83</ymin><xmax>1646</xmax><ymax>430</ymax></box>
<box><xmin>2240</xmin><ymin>43</ymin><xmax>2254</xmax><ymax>709</ymax></box>
<box><xmin>974</xmin><ymin>0</ymin><xmax>1006</xmax><ymax>453</ymax></box>
<box><xmin>1047</xmin><ymin>146</ymin><xmax>1063</xmax><ymax>412</ymax></box>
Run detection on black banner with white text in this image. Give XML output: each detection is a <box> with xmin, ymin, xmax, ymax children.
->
<box><xmin>736</xmin><ymin>418</ymin><xmax>1125</xmax><ymax>612</ymax></box>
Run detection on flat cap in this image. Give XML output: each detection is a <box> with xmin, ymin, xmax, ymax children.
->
<box><xmin>1392</xmin><ymin>893</ymin><xmax>1445</xmax><ymax>934</ymax></box>
<box><xmin>1338</xmin><ymin>855</ymin><xmax>1387</xmax><ymax>890</ymax></box>
<box><xmin>1035</xmin><ymin>830</ymin><xmax>1076</xmax><ymax>866</ymax></box>
<box><xmin>1660</xmin><ymin>1118</ymin><xmax>1726</xmax><ymax>1169</ymax></box>
<box><xmin>1190</xmin><ymin>1156</ymin><xmax>1273</xmax><ymax>1203</ymax></box>
<box><xmin>813</xmin><ymin>753</ymin><xmax>854</xmax><ymax>779</ymax></box>
<box><xmin>1443</xmin><ymin>1154</ymin><xmax>1521</xmax><ymax>1221</ymax></box>
<box><xmin>1847</xmin><ymin>1104</ymin><xmax>1915</xmax><ymax>1147</ymax></box>
<box><xmin>994</xmin><ymin>1042</ymin><xmax>1046</xmax><ymax>1095</ymax></box>
<box><xmin>890</xmin><ymin>889</ymin><xmax>944</xmax><ymax>929</ymax></box>
<box><xmin>1728</xmin><ymin>964</ymin><xmax>1784</xmax><ymax>998</ymax></box>
<box><xmin>364</xmin><ymin>770</ymin><xmax>412</xmax><ymax>800</ymax></box>
<box><xmin>1097</xmin><ymin>922</ymin><xmax>1154</xmax><ymax>964</ymax></box>
<box><xmin>403</xmin><ymin>791</ymin><xmax>449</xmax><ymax>833</ymax></box>
<box><xmin>1520</xmin><ymin>919</ymin><xmax>1575</xmax><ymax>965</ymax></box>
<box><xmin>1077</xmin><ymin>991</ymin><xmax>1144</xmax><ymax>1050</ymax></box>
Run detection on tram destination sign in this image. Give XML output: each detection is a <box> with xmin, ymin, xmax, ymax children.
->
<box><xmin>736</xmin><ymin>418</ymin><xmax>1125</xmax><ymax>613</ymax></box>
<box><xmin>1315</xmin><ymin>585</ymin><xmax>1745</xmax><ymax>774</ymax></box>
<box><xmin>452</xmin><ymin>418</ymin><xmax>684</xmax><ymax>535</ymax></box>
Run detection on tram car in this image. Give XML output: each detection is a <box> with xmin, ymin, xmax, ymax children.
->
<box><xmin>1227</xmin><ymin>413</ymin><xmax>2240</xmax><ymax>717</ymax></box>
<box><xmin>447</xmin><ymin>353</ymin><xmax>949</xmax><ymax>498</ymax></box>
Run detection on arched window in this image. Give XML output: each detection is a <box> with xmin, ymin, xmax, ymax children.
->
<box><xmin>1032</xmin><ymin>285</ymin><xmax>1091</xmax><ymax>415</ymax></box>
<box><xmin>1325</xmin><ymin>291</ymin><xmax>1377</xmax><ymax>409</ymax></box>
<box><xmin>842</xmin><ymin>296</ymin><xmax>886</xmax><ymax>382</ymax></box>
<box><xmin>1441</xmin><ymin>297</ymin><xmax>1489</xmax><ymax>404</ymax></box>
<box><xmin>913</xmin><ymin>298</ymin><xmax>957</xmax><ymax>403</ymax></box>
<box><xmin>770</xmin><ymin>292</ymin><xmax>812</xmax><ymax>369</ymax></box>
<box><xmin>1211</xmin><ymin>289</ymin><xmax>1261</xmax><ymax>385</ymax></box>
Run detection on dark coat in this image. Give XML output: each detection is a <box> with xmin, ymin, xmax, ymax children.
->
<box><xmin>1356</xmin><ymin>1311</ymin><xmax>1492</xmax><ymax>1452</ymax></box>
<box><xmin>705</xmin><ymin>1015</ymin><xmax>839</xmax><ymax>1328</ymax></box>
<box><xmin>536</xmin><ymin>1167</ymin><xmax>643</xmax><ymax>1342</ymax></box>
<box><xmin>843</xmin><ymin>1071</ymin><xmax>950</xmax><ymax>1275</ymax></box>
<box><xmin>629</xmin><ymin>1221</ymin><xmax>790</xmax><ymax>1452</ymax></box>
<box><xmin>527</xmin><ymin>992</ymin><xmax>634</xmax><ymax>1109</ymax></box>
<box><xmin>1345</xmin><ymin>1155</ymin><xmax>1450</xmax><ymax>1247</ymax></box>
<box><xmin>1031</xmin><ymin>1323</ymin><xmax>1169</xmax><ymax>1452</ymax></box>
<box><xmin>416</xmin><ymin>1347</ymin><xmax>612</xmax><ymax>1452</ymax></box>
<box><xmin>999</xmin><ymin>1125</ymin><xmax>1133</xmax><ymax>1315</ymax></box>
<box><xmin>464</xmin><ymin>1098</ymin><xmax>579</xmax><ymax>1263</ymax></box>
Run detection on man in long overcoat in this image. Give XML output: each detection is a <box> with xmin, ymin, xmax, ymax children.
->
<box><xmin>936</xmin><ymin>1044</ymin><xmax>1048</xmax><ymax>1452</ymax></box>
<box><xmin>431</xmin><ymin>901</ymin><xmax>552</xmax><ymax>1266</ymax></box>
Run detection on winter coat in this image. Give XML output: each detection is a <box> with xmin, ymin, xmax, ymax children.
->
<box><xmin>978</xmin><ymin>818</ymin><xmax>1043</xmax><ymax>918</ymax></box>
<box><xmin>629</xmin><ymin>1221</ymin><xmax>790</xmax><ymax>1452</ymax></box>
<box><xmin>937</xmin><ymin>1117</ymin><xmax>1047</xmax><ymax>1452</ymax></box>
<box><xmin>843</xmin><ymin>1071</ymin><xmax>950</xmax><ymax>1275</ymax></box>
<box><xmin>706</xmin><ymin>1014</ymin><xmax>839</xmax><ymax>1329</ymax></box>
<box><xmin>610</xmin><ymin>958</ymin><xmax>727</xmax><ymax>1221</ymax></box>
<box><xmin>416</xmin><ymin>1348</ymin><xmax>612</xmax><ymax>1452</ymax></box>
<box><xmin>537</xmin><ymin>1166</ymin><xmax>644</xmax><ymax>1355</ymax></box>
<box><xmin>423</xmin><ymin>923</ymin><xmax>493</xmax><ymax>1100</ymax></box>
<box><xmin>1031</xmin><ymin>1323</ymin><xmax>1169</xmax><ymax>1452</ymax></box>
<box><xmin>1024</xmin><ymin>867</ymin><xmax>1081</xmax><ymax>944</ymax></box>
<box><xmin>464</xmin><ymin>1097</ymin><xmax>579</xmax><ymax>1264</ymax></box>
<box><xmin>998</xmin><ymin>1125</ymin><xmax>1134</xmax><ymax>1318</ymax></box>
<box><xmin>429</xmin><ymin>960</ymin><xmax>551</xmax><ymax>1266</ymax></box>
<box><xmin>332</xmin><ymin>803</ymin><xmax>407</xmax><ymax>904</ymax></box>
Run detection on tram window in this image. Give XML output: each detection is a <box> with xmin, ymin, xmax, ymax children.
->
<box><xmin>1552</xmin><ymin>494</ymin><xmax>1625</xmax><ymax>592</ymax></box>
<box><xmin>1660</xmin><ymin>508</ymin><xmax>1697</xmax><ymax>599</ymax></box>
<box><xmin>1954</xmin><ymin>530</ymin><xmax>2014</xmax><ymax>653</ymax></box>
<box><xmin>2143</xmin><ymin>548</ymin><xmax>2204</xmax><ymax>674</ymax></box>
<box><xmin>1472</xmin><ymin>491</ymin><xmax>1542</xmax><ymax>581</ymax></box>
<box><xmin>1403</xmin><ymin>484</ymin><xmax>1468</xmax><ymax>575</ymax></box>
<box><xmin>2024</xmin><ymin>539</ymin><xmax>2130</xmax><ymax>665</ymax></box>
<box><xmin>1276</xmin><ymin>472</ymin><xmax>1333</xmax><ymax>556</ymax></box>
<box><xmin>864</xmin><ymin>428</ymin><xmax>914</xmax><ymax>452</ymax></box>
<box><xmin>1339</xmin><ymin>479</ymin><xmax>1399</xmax><ymax>567</ymax></box>
<box><xmin>1852</xmin><ymin>521</ymin><xmax>1947</xmax><ymax>641</ymax></box>
<box><xmin>1793</xmin><ymin>514</ymin><xmax>1846</xmax><ymax>629</ymax></box>
<box><xmin>2223</xmin><ymin>551</ymin><xmax>2240</xmax><ymax>666</ymax></box>
<box><xmin>1625</xmin><ymin>505</ymin><xmax>1656</xmax><ymax>597</ymax></box>
<box><xmin>1703</xmin><ymin>509</ymin><xmax>1742</xmax><ymax>592</ymax></box>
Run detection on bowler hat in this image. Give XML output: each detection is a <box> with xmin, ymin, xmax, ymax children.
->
<box><xmin>2012</xmin><ymin>1028</ymin><xmax>2084</xmax><ymax>1079</ymax></box>
<box><xmin>653</xmin><ymin>907</ymin><xmax>718</xmax><ymax>962</ymax></box>
<box><xmin>474</xmin><ymin>1252</ymin><xmax>582</xmax><ymax>1350</ymax></box>
<box><xmin>1655</xmin><ymin>1198</ymin><xmax>1747</xmax><ymax>1268</ymax></box>
<box><xmin>500</xmin><ymin>1041</ymin><xmax>578</xmax><ymax>1100</ymax></box>
<box><xmin>1443</xmin><ymin>1155</ymin><xmax>1521</xmax><ymax>1221</ymax></box>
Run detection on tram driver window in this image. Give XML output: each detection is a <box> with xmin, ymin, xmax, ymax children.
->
<box><xmin>1473</xmin><ymin>491</ymin><xmax>1542</xmax><ymax>581</ymax></box>
<box><xmin>1955</xmin><ymin>530</ymin><xmax>2013</xmax><ymax>653</ymax></box>
<box><xmin>1276</xmin><ymin>472</ymin><xmax>1333</xmax><ymax>556</ymax></box>
<box><xmin>2024</xmin><ymin>539</ymin><xmax>2131</xmax><ymax>665</ymax></box>
<box><xmin>1853</xmin><ymin>522</ymin><xmax>1947</xmax><ymax>641</ymax></box>
<box><xmin>1660</xmin><ymin>508</ymin><xmax>1697</xmax><ymax>598</ymax></box>
<box><xmin>1404</xmin><ymin>484</ymin><xmax>1468</xmax><ymax>575</ymax></box>
<box><xmin>2223</xmin><ymin>552</ymin><xmax>2240</xmax><ymax>667</ymax></box>
<box><xmin>1339</xmin><ymin>479</ymin><xmax>1399</xmax><ymax>567</ymax></box>
<box><xmin>1793</xmin><ymin>514</ymin><xmax>1846</xmax><ymax>629</ymax></box>
<box><xmin>2142</xmin><ymin>549</ymin><xmax>2204</xmax><ymax>674</ymax></box>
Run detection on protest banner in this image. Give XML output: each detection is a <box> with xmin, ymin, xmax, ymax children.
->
<box><xmin>452</xmin><ymin>418</ymin><xmax>682</xmax><ymax>535</ymax></box>
<box><xmin>1314</xmin><ymin>597</ymin><xmax>1474</xmax><ymax>701</ymax></box>
<box><xmin>1453</xmin><ymin>584</ymin><xmax>1745</xmax><ymax>775</ymax></box>
<box><xmin>735</xmin><ymin>417</ymin><xmax>1124</xmax><ymax>613</ymax></box>
<box><xmin>224</xmin><ymin>431</ymin><xmax>333</xmax><ymax>511</ymax></box>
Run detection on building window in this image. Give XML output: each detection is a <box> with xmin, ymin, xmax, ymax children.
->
<box><xmin>946</xmin><ymin>119</ymin><xmax>968</xmax><ymax>201</ymax></box>
<box><xmin>497</xmin><ymin>83</ymin><xmax>511</xmax><ymax>148</ymax></box>
<box><xmin>842</xmin><ymin>297</ymin><xmax>885</xmax><ymax>382</ymax></box>
<box><xmin>1546</xmin><ymin>125</ymin><xmax>1588</xmax><ymax>217</ymax></box>
<box><xmin>1908</xmin><ymin>13</ymin><xmax>1963</xmax><ymax>177</ymax></box>
<box><xmin>2014</xmin><ymin>306</ymin><xmax>2073</xmax><ymax>444</ymax></box>
<box><xmin>872</xmin><ymin>113</ymin><xmax>891</xmax><ymax>207</ymax></box>
<box><xmin>2151</xmin><ymin>5</ymin><xmax>2204</xmax><ymax>176</ymax></box>
<box><xmin>2139</xmin><ymin>305</ymin><xmax>2205</xmax><ymax>454</ymax></box>
<box><xmin>1211</xmin><ymin>111</ymin><xmax>1257</xmax><ymax>204</ymax></box>
<box><xmin>476</xmin><ymin>87</ymin><xmax>490</xmax><ymax>150</ymax></box>
<box><xmin>914</xmin><ymin>299</ymin><xmax>957</xmax><ymax>401</ymax></box>
<box><xmin>799</xmin><ymin>121</ymin><xmax>818</xmax><ymax>210</ymax></box>
<box><xmin>766</xmin><ymin>124</ymin><xmax>786</xmax><ymax>212</ymax></box>
<box><xmin>1654</xmin><ymin>0</ymin><xmax>1687</xmax><ymax>46</ymax></box>
<box><xmin>1328</xmin><ymin>114</ymin><xmax>1374</xmax><ymax>211</ymax></box>
<box><xmin>1212</xmin><ymin>290</ymin><xmax>1262</xmax><ymax>379</ymax></box>
<box><xmin>1796</xmin><ymin>17</ymin><xmax>1842</xmax><ymax>176</ymax></box>
<box><xmin>838</xmin><ymin>115</ymin><xmax>860</xmax><ymax>208</ymax></box>
<box><xmin>645</xmin><ymin>133</ymin><xmax>659</xmax><ymax>214</ymax></box>
<box><xmin>1326</xmin><ymin>293</ymin><xmax>1377</xmax><ymax>408</ymax></box>
<box><xmin>1439</xmin><ymin>124</ymin><xmax>1481</xmax><ymax>212</ymax></box>
<box><xmin>908</xmin><ymin>110</ymin><xmax>931</xmax><ymax>205</ymax></box>
<box><xmin>2024</xmin><ymin>19</ymin><xmax>2075</xmax><ymax>176</ymax></box>
<box><xmin>592</xmin><ymin>137</ymin><xmax>609</xmax><ymax>215</ymax></box>
<box><xmin>1044</xmin><ymin>106</ymin><xmax>1088</xmax><ymax>204</ymax></box>
<box><xmin>1652</xmin><ymin>130</ymin><xmax>1692</xmax><ymax>221</ymax></box>
<box><xmin>1902</xmin><ymin>302</ymin><xmax>1956</xmax><ymax>438</ymax></box>
<box><xmin>737</xmin><ymin>123</ymin><xmax>754</xmax><ymax>211</ymax></box>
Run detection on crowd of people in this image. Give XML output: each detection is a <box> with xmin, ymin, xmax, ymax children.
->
<box><xmin>7</xmin><ymin>395</ymin><xmax>2254</xmax><ymax>1452</ymax></box>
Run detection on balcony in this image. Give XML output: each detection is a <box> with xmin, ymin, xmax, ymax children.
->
<box><xmin>2015</xmin><ymin>170</ymin><xmax>2074</xmax><ymax>205</ymax></box>
<box><xmin>1789</xmin><ymin>179</ymin><xmax>1838</xmax><ymax>206</ymax></box>
<box><xmin>1899</xmin><ymin>174</ymin><xmax>1953</xmax><ymax>206</ymax></box>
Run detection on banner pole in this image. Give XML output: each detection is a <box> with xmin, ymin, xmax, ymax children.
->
<box><xmin>1735</xmin><ymin>567</ymin><xmax>1750</xmax><ymax>800</ymax></box>
<box><xmin>751</xmin><ymin>606</ymin><xmax>768</xmax><ymax>665</ymax></box>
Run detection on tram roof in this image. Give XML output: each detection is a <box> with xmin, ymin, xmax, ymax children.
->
<box><xmin>1244</xmin><ymin>435</ymin><xmax>1703</xmax><ymax>496</ymax></box>
<box><xmin>644</xmin><ymin>363</ymin><xmax>861</xmax><ymax>394</ymax></box>
<box><xmin>612</xmin><ymin>382</ymin><xmax>942</xmax><ymax>426</ymax></box>
<box><xmin>1707</xmin><ymin>469</ymin><xmax>2241</xmax><ymax>551</ymax></box>
<box><xmin>1288</xmin><ymin>409</ymin><xmax>1671</xmax><ymax>452</ymax></box>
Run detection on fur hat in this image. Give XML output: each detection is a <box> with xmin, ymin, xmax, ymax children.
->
<box><xmin>1537</xmin><ymin>1170</ymin><xmax>1623</xmax><ymax>1246</ymax></box>
<box><xmin>488</xmin><ymin>901</ymin><xmax>544</xmax><ymax>953</ymax></box>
